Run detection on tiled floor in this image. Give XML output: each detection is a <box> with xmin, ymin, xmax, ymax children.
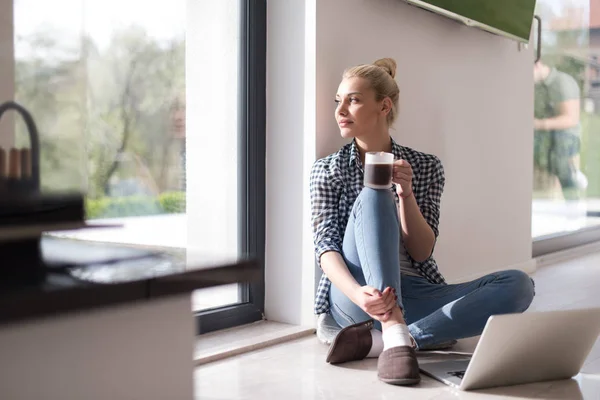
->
<box><xmin>196</xmin><ymin>252</ymin><xmax>600</xmax><ymax>399</ymax></box>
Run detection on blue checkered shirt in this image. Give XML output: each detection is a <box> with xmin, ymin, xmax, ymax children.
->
<box><xmin>311</xmin><ymin>138</ymin><xmax>447</xmax><ymax>315</ymax></box>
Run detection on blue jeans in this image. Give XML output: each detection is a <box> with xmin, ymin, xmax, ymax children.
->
<box><xmin>329</xmin><ymin>187</ymin><xmax>536</xmax><ymax>349</ymax></box>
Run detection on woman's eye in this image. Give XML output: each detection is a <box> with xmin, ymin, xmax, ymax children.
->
<box><xmin>334</xmin><ymin>99</ymin><xmax>340</xmax><ymax>104</ymax></box>
<box><xmin>350</xmin><ymin>97</ymin><xmax>359</xmax><ymax>103</ymax></box>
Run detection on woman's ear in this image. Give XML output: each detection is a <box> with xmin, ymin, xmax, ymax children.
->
<box><xmin>381</xmin><ymin>98</ymin><xmax>392</xmax><ymax>116</ymax></box>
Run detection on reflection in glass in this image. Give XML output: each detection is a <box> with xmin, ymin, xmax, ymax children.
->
<box><xmin>533</xmin><ymin>0</ymin><xmax>600</xmax><ymax>238</ymax></box>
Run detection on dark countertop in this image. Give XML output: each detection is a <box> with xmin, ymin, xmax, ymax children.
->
<box><xmin>0</xmin><ymin>237</ymin><xmax>260</xmax><ymax>326</ymax></box>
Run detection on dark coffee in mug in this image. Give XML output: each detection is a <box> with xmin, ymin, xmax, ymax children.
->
<box><xmin>364</xmin><ymin>151</ymin><xmax>394</xmax><ymax>189</ymax></box>
<box><xmin>364</xmin><ymin>163</ymin><xmax>393</xmax><ymax>187</ymax></box>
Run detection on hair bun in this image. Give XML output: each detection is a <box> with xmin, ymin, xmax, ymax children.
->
<box><xmin>373</xmin><ymin>58</ymin><xmax>397</xmax><ymax>79</ymax></box>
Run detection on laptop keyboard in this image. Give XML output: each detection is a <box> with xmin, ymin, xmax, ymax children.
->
<box><xmin>448</xmin><ymin>370</ymin><xmax>466</xmax><ymax>379</ymax></box>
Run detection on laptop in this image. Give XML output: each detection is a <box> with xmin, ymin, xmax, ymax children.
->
<box><xmin>418</xmin><ymin>308</ymin><xmax>600</xmax><ymax>391</ymax></box>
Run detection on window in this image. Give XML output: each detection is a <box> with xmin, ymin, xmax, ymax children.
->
<box><xmin>187</xmin><ymin>0</ymin><xmax>266</xmax><ymax>333</ymax></box>
<box><xmin>533</xmin><ymin>1</ymin><xmax>600</xmax><ymax>254</ymax></box>
<box><xmin>6</xmin><ymin>0</ymin><xmax>266</xmax><ymax>333</ymax></box>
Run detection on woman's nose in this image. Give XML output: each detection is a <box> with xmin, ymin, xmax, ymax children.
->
<box><xmin>337</xmin><ymin>103</ymin><xmax>348</xmax><ymax>116</ymax></box>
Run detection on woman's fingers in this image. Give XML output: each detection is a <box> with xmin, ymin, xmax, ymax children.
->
<box><xmin>365</xmin><ymin>298</ymin><xmax>387</xmax><ymax>314</ymax></box>
<box><xmin>367</xmin><ymin>288</ymin><xmax>397</xmax><ymax>315</ymax></box>
<box><xmin>393</xmin><ymin>171</ymin><xmax>411</xmax><ymax>182</ymax></box>
<box><xmin>393</xmin><ymin>162</ymin><xmax>412</xmax><ymax>173</ymax></box>
<box><xmin>386</xmin><ymin>291</ymin><xmax>398</xmax><ymax>311</ymax></box>
<box><xmin>369</xmin><ymin>297</ymin><xmax>397</xmax><ymax>315</ymax></box>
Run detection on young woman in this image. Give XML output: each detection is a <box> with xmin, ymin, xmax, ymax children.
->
<box><xmin>310</xmin><ymin>58</ymin><xmax>535</xmax><ymax>386</ymax></box>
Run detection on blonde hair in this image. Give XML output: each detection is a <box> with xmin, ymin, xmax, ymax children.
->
<box><xmin>343</xmin><ymin>58</ymin><xmax>400</xmax><ymax>126</ymax></box>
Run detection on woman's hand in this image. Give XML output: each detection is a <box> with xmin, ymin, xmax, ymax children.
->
<box><xmin>393</xmin><ymin>160</ymin><xmax>413</xmax><ymax>199</ymax></box>
<box><xmin>352</xmin><ymin>286</ymin><xmax>398</xmax><ymax>322</ymax></box>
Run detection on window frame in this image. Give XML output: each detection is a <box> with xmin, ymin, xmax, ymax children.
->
<box><xmin>533</xmin><ymin>226</ymin><xmax>600</xmax><ymax>258</ymax></box>
<box><xmin>194</xmin><ymin>0</ymin><xmax>266</xmax><ymax>335</ymax></box>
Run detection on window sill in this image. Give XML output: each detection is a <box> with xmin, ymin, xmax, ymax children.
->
<box><xmin>50</xmin><ymin>214</ymin><xmax>187</xmax><ymax>251</ymax></box>
<box><xmin>194</xmin><ymin>320</ymin><xmax>315</xmax><ymax>366</ymax></box>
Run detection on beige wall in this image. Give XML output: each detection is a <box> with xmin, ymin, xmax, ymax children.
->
<box><xmin>0</xmin><ymin>0</ymin><xmax>14</xmax><ymax>148</ymax></box>
<box><xmin>315</xmin><ymin>0</ymin><xmax>535</xmax><ymax>282</ymax></box>
<box><xmin>265</xmin><ymin>0</ymin><xmax>319</xmax><ymax>325</ymax></box>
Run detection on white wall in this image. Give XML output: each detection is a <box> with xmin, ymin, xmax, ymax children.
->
<box><xmin>265</xmin><ymin>0</ymin><xmax>317</xmax><ymax>326</ymax></box>
<box><xmin>315</xmin><ymin>0</ymin><xmax>534</xmax><ymax>282</ymax></box>
<box><xmin>0</xmin><ymin>0</ymin><xmax>14</xmax><ymax>148</ymax></box>
<box><xmin>265</xmin><ymin>0</ymin><xmax>535</xmax><ymax>325</ymax></box>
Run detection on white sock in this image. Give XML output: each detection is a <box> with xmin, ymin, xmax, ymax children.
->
<box><xmin>367</xmin><ymin>329</ymin><xmax>384</xmax><ymax>358</ymax></box>
<box><xmin>382</xmin><ymin>323</ymin><xmax>412</xmax><ymax>351</ymax></box>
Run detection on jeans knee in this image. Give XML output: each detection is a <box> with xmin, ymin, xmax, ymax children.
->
<box><xmin>355</xmin><ymin>187</ymin><xmax>395</xmax><ymax>212</ymax></box>
<box><xmin>357</xmin><ymin>186</ymin><xmax>394</xmax><ymax>201</ymax></box>
<box><xmin>501</xmin><ymin>269</ymin><xmax>535</xmax><ymax>312</ymax></box>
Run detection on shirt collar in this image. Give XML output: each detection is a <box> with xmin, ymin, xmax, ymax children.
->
<box><xmin>391</xmin><ymin>137</ymin><xmax>404</xmax><ymax>161</ymax></box>
<box><xmin>349</xmin><ymin>139</ymin><xmax>361</xmax><ymax>167</ymax></box>
<box><xmin>349</xmin><ymin>137</ymin><xmax>404</xmax><ymax>168</ymax></box>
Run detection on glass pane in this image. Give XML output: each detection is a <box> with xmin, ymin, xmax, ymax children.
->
<box><xmin>533</xmin><ymin>0</ymin><xmax>600</xmax><ymax>238</ymax></box>
<box><xmin>187</xmin><ymin>0</ymin><xmax>243</xmax><ymax>312</ymax></box>
<box><xmin>11</xmin><ymin>0</ymin><xmax>240</xmax><ymax>311</ymax></box>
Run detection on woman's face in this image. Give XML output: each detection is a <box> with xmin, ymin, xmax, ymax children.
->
<box><xmin>335</xmin><ymin>77</ymin><xmax>388</xmax><ymax>139</ymax></box>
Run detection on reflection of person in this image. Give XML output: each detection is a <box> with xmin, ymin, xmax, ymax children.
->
<box><xmin>311</xmin><ymin>58</ymin><xmax>535</xmax><ymax>385</ymax></box>
<box><xmin>534</xmin><ymin>60</ymin><xmax>584</xmax><ymax>199</ymax></box>
<box><xmin>169</xmin><ymin>95</ymin><xmax>186</xmax><ymax>190</ymax></box>
<box><xmin>169</xmin><ymin>95</ymin><xmax>186</xmax><ymax>139</ymax></box>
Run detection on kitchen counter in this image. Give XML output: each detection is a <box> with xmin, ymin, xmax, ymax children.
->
<box><xmin>0</xmin><ymin>237</ymin><xmax>259</xmax><ymax>325</ymax></box>
<box><xmin>0</xmin><ymin>236</ymin><xmax>261</xmax><ymax>400</ymax></box>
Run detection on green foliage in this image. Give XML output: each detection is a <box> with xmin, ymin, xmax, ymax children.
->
<box><xmin>85</xmin><ymin>196</ymin><xmax>161</xmax><ymax>219</ymax></box>
<box><xmin>14</xmin><ymin>25</ymin><xmax>185</xmax><ymax>199</ymax></box>
<box><xmin>85</xmin><ymin>197</ymin><xmax>112</xmax><ymax>220</ymax></box>
<box><xmin>580</xmin><ymin>113</ymin><xmax>600</xmax><ymax>198</ymax></box>
<box><xmin>85</xmin><ymin>191</ymin><xmax>185</xmax><ymax>219</ymax></box>
<box><xmin>158</xmin><ymin>191</ymin><xmax>186</xmax><ymax>213</ymax></box>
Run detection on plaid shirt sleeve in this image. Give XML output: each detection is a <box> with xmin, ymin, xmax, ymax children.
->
<box><xmin>310</xmin><ymin>159</ymin><xmax>343</xmax><ymax>266</ymax></box>
<box><xmin>420</xmin><ymin>156</ymin><xmax>445</xmax><ymax>238</ymax></box>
